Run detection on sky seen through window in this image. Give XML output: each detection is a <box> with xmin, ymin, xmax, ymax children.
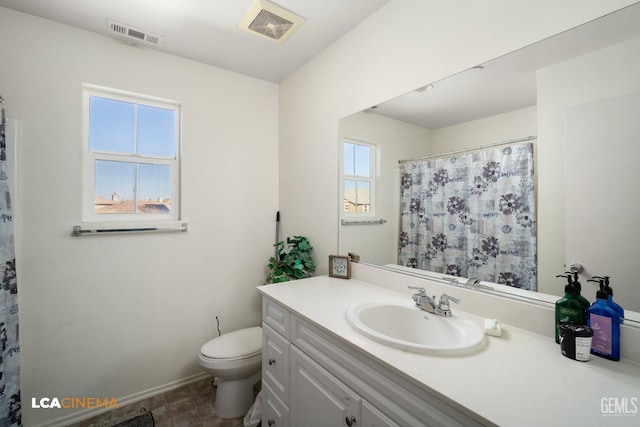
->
<box><xmin>89</xmin><ymin>96</ymin><xmax>176</xmax><ymax>202</ymax></box>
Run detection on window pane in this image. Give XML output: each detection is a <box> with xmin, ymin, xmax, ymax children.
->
<box><xmin>344</xmin><ymin>143</ymin><xmax>355</xmax><ymax>175</ymax></box>
<box><xmin>94</xmin><ymin>160</ymin><xmax>135</xmax><ymax>214</ymax></box>
<box><xmin>344</xmin><ymin>180</ymin><xmax>356</xmax><ymax>212</ymax></box>
<box><xmin>354</xmin><ymin>181</ymin><xmax>371</xmax><ymax>213</ymax></box>
<box><xmin>89</xmin><ymin>97</ymin><xmax>134</xmax><ymax>154</ymax></box>
<box><xmin>137</xmin><ymin>105</ymin><xmax>176</xmax><ymax>158</ymax></box>
<box><xmin>343</xmin><ymin>180</ymin><xmax>371</xmax><ymax>213</ymax></box>
<box><xmin>137</xmin><ymin>164</ymin><xmax>172</xmax><ymax>214</ymax></box>
<box><xmin>354</xmin><ymin>144</ymin><xmax>371</xmax><ymax>177</ymax></box>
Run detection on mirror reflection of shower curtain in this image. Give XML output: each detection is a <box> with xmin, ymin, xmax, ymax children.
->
<box><xmin>398</xmin><ymin>143</ymin><xmax>537</xmax><ymax>291</ymax></box>
<box><xmin>0</xmin><ymin>99</ymin><xmax>21</xmax><ymax>427</ymax></box>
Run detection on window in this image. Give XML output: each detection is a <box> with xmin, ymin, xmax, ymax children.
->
<box><xmin>82</xmin><ymin>85</ymin><xmax>180</xmax><ymax>222</ymax></box>
<box><xmin>342</xmin><ymin>140</ymin><xmax>375</xmax><ymax>216</ymax></box>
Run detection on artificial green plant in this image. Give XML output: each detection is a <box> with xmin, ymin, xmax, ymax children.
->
<box><xmin>266</xmin><ymin>236</ymin><xmax>316</xmax><ymax>283</ymax></box>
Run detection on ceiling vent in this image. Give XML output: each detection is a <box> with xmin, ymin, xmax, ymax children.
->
<box><xmin>238</xmin><ymin>0</ymin><xmax>305</xmax><ymax>44</ymax></box>
<box><xmin>107</xmin><ymin>19</ymin><xmax>165</xmax><ymax>46</ymax></box>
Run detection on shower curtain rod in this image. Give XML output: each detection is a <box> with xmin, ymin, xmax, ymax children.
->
<box><xmin>398</xmin><ymin>135</ymin><xmax>537</xmax><ymax>164</ymax></box>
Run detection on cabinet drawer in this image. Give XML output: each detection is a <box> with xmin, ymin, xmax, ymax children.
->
<box><xmin>262</xmin><ymin>380</ymin><xmax>289</xmax><ymax>427</ymax></box>
<box><xmin>262</xmin><ymin>322</ymin><xmax>290</xmax><ymax>402</ymax></box>
<box><xmin>263</xmin><ymin>297</ymin><xmax>290</xmax><ymax>338</ymax></box>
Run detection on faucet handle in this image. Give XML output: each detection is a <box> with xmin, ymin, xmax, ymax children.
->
<box><xmin>437</xmin><ymin>294</ymin><xmax>461</xmax><ymax>316</ymax></box>
<box><xmin>407</xmin><ymin>286</ymin><xmax>426</xmax><ymax>295</ymax></box>
<box><xmin>440</xmin><ymin>294</ymin><xmax>460</xmax><ymax>305</ymax></box>
<box><xmin>408</xmin><ymin>286</ymin><xmax>430</xmax><ymax>308</ymax></box>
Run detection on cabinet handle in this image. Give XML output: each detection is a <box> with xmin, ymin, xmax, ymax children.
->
<box><xmin>268</xmin><ymin>420</ymin><xmax>276</xmax><ymax>426</ymax></box>
<box><xmin>268</xmin><ymin>358</ymin><xmax>276</xmax><ymax>365</ymax></box>
<box><xmin>345</xmin><ymin>415</ymin><xmax>356</xmax><ymax>426</ymax></box>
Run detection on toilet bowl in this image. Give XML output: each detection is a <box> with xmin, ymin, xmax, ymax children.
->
<box><xmin>198</xmin><ymin>326</ymin><xmax>263</xmax><ymax>419</ymax></box>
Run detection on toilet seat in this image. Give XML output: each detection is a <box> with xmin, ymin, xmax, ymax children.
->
<box><xmin>200</xmin><ymin>326</ymin><xmax>262</xmax><ymax>361</ymax></box>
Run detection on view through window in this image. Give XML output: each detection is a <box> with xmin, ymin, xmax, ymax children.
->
<box><xmin>343</xmin><ymin>140</ymin><xmax>374</xmax><ymax>215</ymax></box>
<box><xmin>84</xmin><ymin>86</ymin><xmax>180</xmax><ymax>221</ymax></box>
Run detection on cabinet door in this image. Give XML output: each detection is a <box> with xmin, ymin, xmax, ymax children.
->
<box><xmin>362</xmin><ymin>400</ymin><xmax>400</xmax><ymax>427</ymax></box>
<box><xmin>290</xmin><ymin>347</ymin><xmax>360</xmax><ymax>427</ymax></box>
<box><xmin>262</xmin><ymin>380</ymin><xmax>289</xmax><ymax>427</ymax></box>
<box><xmin>263</xmin><ymin>322</ymin><xmax>290</xmax><ymax>402</ymax></box>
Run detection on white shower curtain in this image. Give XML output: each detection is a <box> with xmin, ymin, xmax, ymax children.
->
<box><xmin>0</xmin><ymin>99</ymin><xmax>21</xmax><ymax>427</ymax></box>
<box><xmin>398</xmin><ymin>143</ymin><xmax>537</xmax><ymax>291</ymax></box>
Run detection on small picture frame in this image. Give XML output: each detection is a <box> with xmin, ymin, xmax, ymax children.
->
<box><xmin>329</xmin><ymin>255</ymin><xmax>351</xmax><ymax>279</ymax></box>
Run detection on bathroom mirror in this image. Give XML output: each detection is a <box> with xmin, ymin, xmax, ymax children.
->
<box><xmin>338</xmin><ymin>3</ymin><xmax>640</xmax><ymax>320</ymax></box>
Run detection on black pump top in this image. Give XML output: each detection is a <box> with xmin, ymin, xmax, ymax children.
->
<box><xmin>594</xmin><ymin>275</ymin><xmax>613</xmax><ymax>296</ymax></box>
<box><xmin>566</xmin><ymin>271</ymin><xmax>583</xmax><ymax>292</ymax></box>
<box><xmin>557</xmin><ymin>274</ymin><xmax>575</xmax><ymax>294</ymax></box>
<box><xmin>588</xmin><ymin>278</ymin><xmax>608</xmax><ymax>300</ymax></box>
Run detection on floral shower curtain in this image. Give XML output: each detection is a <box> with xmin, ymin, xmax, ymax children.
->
<box><xmin>398</xmin><ymin>143</ymin><xmax>537</xmax><ymax>291</ymax></box>
<box><xmin>0</xmin><ymin>99</ymin><xmax>21</xmax><ymax>427</ymax></box>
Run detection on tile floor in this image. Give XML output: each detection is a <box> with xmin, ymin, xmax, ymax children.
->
<box><xmin>68</xmin><ymin>376</ymin><xmax>248</xmax><ymax>427</ymax></box>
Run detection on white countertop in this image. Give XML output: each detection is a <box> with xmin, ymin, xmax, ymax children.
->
<box><xmin>258</xmin><ymin>276</ymin><xmax>640</xmax><ymax>427</ymax></box>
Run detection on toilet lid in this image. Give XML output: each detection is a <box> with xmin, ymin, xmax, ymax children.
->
<box><xmin>200</xmin><ymin>326</ymin><xmax>262</xmax><ymax>359</ymax></box>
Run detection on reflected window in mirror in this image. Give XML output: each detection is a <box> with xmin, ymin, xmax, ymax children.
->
<box><xmin>342</xmin><ymin>140</ymin><xmax>375</xmax><ymax>217</ymax></box>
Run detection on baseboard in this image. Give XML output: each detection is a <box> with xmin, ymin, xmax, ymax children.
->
<box><xmin>30</xmin><ymin>372</ymin><xmax>211</xmax><ymax>427</ymax></box>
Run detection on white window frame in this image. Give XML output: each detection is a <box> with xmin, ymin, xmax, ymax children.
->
<box><xmin>341</xmin><ymin>139</ymin><xmax>376</xmax><ymax>218</ymax></box>
<box><xmin>81</xmin><ymin>84</ymin><xmax>182</xmax><ymax>226</ymax></box>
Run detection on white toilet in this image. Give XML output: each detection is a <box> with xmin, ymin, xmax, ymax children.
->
<box><xmin>198</xmin><ymin>326</ymin><xmax>263</xmax><ymax>419</ymax></box>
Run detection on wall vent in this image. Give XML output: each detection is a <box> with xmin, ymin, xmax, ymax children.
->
<box><xmin>238</xmin><ymin>0</ymin><xmax>305</xmax><ymax>44</ymax></box>
<box><xmin>107</xmin><ymin>19</ymin><xmax>165</xmax><ymax>46</ymax></box>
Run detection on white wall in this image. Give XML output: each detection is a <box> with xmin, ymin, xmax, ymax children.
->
<box><xmin>338</xmin><ymin>112</ymin><xmax>432</xmax><ymax>264</ymax></box>
<box><xmin>566</xmin><ymin>91</ymin><xmax>640</xmax><ymax>312</ymax></box>
<box><xmin>0</xmin><ymin>7</ymin><xmax>278</xmax><ymax>426</ymax></box>
<box><xmin>279</xmin><ymin>0</ymin><xmax>639</xmax><ymax>277</ymax></box>
<box><xmin>431</xmin><ymin>107</ymin><xmax>537</xmax><ymax>153</ymax></box>
<box><xmin>537</xmin><ymin>36</ymin><xmax>640</xmax><ymax>300</ymax></box>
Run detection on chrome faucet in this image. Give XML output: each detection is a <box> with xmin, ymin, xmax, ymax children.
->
<box><xmin>408</xmin><ymin>286</ymin><xmax>461</xmax><ymax>316</ymax></box>
<box><xmin>465</xmin><ymin>277</ymin><xmax>480</xmax><ymax>286</ymax></box>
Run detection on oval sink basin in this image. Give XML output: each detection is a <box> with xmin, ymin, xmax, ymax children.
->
<box><xmin>346</xmin><ymin>301</ymin><xmax>486</xmax><ymax>356</ymax></box>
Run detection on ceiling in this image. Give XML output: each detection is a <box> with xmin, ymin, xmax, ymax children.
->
<box><xmin>371</xmin><ymin>3</ymin><xmax>640</xmax><ymax>129</ymax></box>
<box><xmin>0</xmin><ymin>0</ymin><xmax>389</xmax><ymax>83</ymax></box>
<box><xmin>4</xmin><ymin>1</ymin><xmax>640</xmax><ymax>128</ymax></box>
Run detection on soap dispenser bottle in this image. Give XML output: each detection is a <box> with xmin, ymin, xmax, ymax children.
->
<box><xmin>554</xmin><ymin>274</ymin><xmax>587</xmax><ymax>344</ymax></box>
<box><xmin>594</xmin><ymin>276</ymin><xmax>624</xmax><ymax>324</ymax></box>
<box><xmin>587</xmin><ymin>283</ymin><xmax>620</xmax><ymax>361</ymax></box>
<box><xmin>567</xmin><ymin>271</ymin><xmax>590</xmax><ymax>323</ymax></box>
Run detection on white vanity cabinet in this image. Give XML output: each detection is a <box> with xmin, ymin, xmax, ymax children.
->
<box><xmin>261</xmin><ymin>296</ymin><xmax>483</xmax><ymax>427</ymax></box>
